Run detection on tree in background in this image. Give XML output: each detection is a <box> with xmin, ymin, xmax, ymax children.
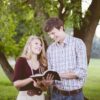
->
<box><xmin>0</xmin><ymin>0</ymin><xmax>100</xmax><ymax>81</ymax></box>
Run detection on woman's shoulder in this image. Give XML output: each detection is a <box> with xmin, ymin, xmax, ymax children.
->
<box><xmin>14</xmin><ymin>57</ymin><xmax>28</xmax><ymax>69</ymax></box>
<box><xmin>16</xmin><ymin>56</ymin><xmax>27</xmax><ymax>64</ymax></box>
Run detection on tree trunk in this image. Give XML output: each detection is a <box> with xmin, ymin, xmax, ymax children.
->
<box><xmin>74</xmin><ymin>0</ymin><xmax>100</xmax><ymax>64</ymax></box>
<box><xmin>0</xmin><ymin>52</ymin><xmax>14</xmax><ymax>81</ymax></box>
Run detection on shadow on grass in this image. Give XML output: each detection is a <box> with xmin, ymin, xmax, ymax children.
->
<box><xmin>0</xmin><ymin>96</ymin><xmax>16</xmax><ymax>100</ymax></box>
<box><xmin>0</xmin><ymin>82</ymin><xmax>12</xmax><ymax>86</ymax></box>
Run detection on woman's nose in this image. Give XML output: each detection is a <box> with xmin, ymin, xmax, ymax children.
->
<box><xmin>38</xmin><ymin>45</ymin><xmax>42</xmax><ymax>48</ymax></box>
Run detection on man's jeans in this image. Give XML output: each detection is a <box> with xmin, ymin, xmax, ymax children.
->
<box><xmin>51</xmin><ymin>91</ymin><xmax>84</xmax><ymax>100</ymax></box>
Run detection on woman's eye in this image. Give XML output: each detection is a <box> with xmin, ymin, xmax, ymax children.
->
<box><xmin>35</xmin><ymin>42</ymin><xmax>38</xmax><ymax>45</ymax></box>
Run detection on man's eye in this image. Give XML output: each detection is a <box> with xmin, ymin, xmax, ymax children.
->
<box><xmin>51</xmin><ymin>32</ymin><xmax>54</xmax><ymax>34</ymax></box>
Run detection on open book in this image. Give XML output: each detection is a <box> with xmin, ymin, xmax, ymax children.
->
<box><xmin>30</xmin><ymin>70</ymin><xmax>60</xmax><ymax>81</ymax></box>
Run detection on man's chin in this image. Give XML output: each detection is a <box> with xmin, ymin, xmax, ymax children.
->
<box><xmin>55</xmin><ymin>39</ymin><xmax>60</xmax><ymax>43</ymax></box>
<box><xmin>54</xmin><ymin>40</ymin><xmax>58</xmax><ymax>43</ymax></box>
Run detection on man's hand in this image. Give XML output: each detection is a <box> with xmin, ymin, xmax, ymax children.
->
<box><xmin>59</xmin><ymin>71</ymin><xmax>78</xmax><ymax>79</ymax></box>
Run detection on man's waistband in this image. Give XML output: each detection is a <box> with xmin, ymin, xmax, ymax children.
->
<box><xmin>53</xmin><ymin>86</ymin><xmax>82</xmax><ymax>96</ymax></box>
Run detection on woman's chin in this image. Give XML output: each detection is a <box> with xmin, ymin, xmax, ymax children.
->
<box><xmin>34</xmin><ymin>52</ymin><xmax>41</xmax><ymax>55</ymax></box>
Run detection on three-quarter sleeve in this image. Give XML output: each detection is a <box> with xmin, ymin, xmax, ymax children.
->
<box><xmin>13</xmin><ymin>57</ymin><xmax>25</xmax><ymax>82</ymax></box>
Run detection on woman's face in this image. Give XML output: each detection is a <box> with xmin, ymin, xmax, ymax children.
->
<box><xmin>30</xmin><ymin>38</ymin><xmax>42</xmax><ymax>55</ymax></box>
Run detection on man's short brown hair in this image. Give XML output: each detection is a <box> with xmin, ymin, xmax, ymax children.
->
<box><xmin>43</xmin><ymin>17</ymin><xmax>64</xmax><ymax>32</ymax></box>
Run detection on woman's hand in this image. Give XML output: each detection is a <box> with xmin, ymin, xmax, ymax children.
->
<box><xmin>33</xmin><ymin>79</ymin><xmax>42</xmax><ymax>87</ymax></box>
<box><xmin>32</xmin><ymin>74</ymin><xmax>54</xmax><ymax>91</ymax></box>
<box><xmin>41</xmin><ymin>74</ymin><xmax>54</xmax><ymax>87</ymax></box>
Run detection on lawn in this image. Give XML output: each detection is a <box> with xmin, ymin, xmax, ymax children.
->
<box><xmin>0</xmin><ymin>67</ymin><xmax>18</xmax><ymax>100</ymax></box>
<box><xmin>84</xmin><ymin>59</ymin><xmax>100</xmax><ymax>100</ymax></box>
<box><xmin>0</xmin><ymin>58</ymin><xmax>100</xmax><ymax>100</ymax></box>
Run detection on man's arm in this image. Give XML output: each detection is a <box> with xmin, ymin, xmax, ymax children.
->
<box><xmin>59</xmin><ymin>71</ymin><xmax>78</xmax><ymax>79</ymax></box>
<box><xmin>60</xmin><ymin>39</ymin><xmax>87</xmax><ymax>80</ymax></box>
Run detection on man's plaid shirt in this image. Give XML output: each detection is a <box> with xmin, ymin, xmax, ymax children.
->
<box><xmin>47</xmin><ymin>35</ymin><xmax>87</xmax><ymax>91</ymax></box>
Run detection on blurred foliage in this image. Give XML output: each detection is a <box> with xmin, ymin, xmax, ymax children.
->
<box><xmin>0</xmin><ymin>0</ymin><xmax>35</xmax><ymax>57</ymax></box>
<box><xmin>0</xmin><ymin>0</ymin><xmax>83</xmax><ymax>58</ymax></box>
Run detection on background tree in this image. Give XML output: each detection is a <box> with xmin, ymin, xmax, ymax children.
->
<box><xmin>0</xmin><ymin>0</ymin><xmax>100</xmax><ymax>81</ymax></box>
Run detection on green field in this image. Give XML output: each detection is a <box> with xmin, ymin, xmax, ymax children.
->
<box><xmin>84</xmin><ymin>59</ymin><xmax>100</xmax><ymax>100</ymax></box>
<box><xmin>0</xmin><ymin>59</ymin><xmax>100</xmax><ymax>100</ymax></box>
<box><xmin>0</xmin><ymin>67</ymin><xmax>18</xmax><ymax>100</ymax></box>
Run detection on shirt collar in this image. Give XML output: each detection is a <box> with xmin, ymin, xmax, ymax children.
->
<box><xmin>56</xmin><ymin>34</ymin><xmax>69</xmax><ymax>46</ymax></box>
<box><xmin>63</xmin><ymin>34</ymin><xmax>69</xmax><ymax>45</ymax></box>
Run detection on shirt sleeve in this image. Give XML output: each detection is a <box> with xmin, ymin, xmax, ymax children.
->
<box><xmin>47</xmin><ymin>47</ymin><xmax>61</xmax><ymax>86</ymax></box>
<box><xmin>13</xmin><ymin>57</ymin><xmax>25</xmax><ymax>82</ymax></box>
<box><xmin>74</xmin><ymin>39</ymin><xmax>88</xmax><ymax>79</ymax></box>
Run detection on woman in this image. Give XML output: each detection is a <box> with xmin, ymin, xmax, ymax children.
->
<box><xmin>13</xmin><ymin>35</ymin><xmax>47</xmax><ymax>100</ymax></box>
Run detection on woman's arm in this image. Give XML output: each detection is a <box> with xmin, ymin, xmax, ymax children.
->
<box><xmin>13</xmin><ymin>78</ymin><xmax>33</xmax><ymax>89</ymax></box>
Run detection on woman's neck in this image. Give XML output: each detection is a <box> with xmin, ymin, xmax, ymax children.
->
<box><xmin>28</xmin><ymin>54</ymin><xmax>40</xmax><ymax>70</ymax></box>
<box><xmin>31</xmin><ymin>54</ymin><xmax>38</xmax><ymax>62</ymax></box>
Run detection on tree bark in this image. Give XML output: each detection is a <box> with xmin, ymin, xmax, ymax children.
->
<box><xmin>0</xmin><ymin>52</ymin><xmax>14</xmax><ymax>81</ymax></box>
<box><xmin>74</xmin><ymin>0</ymin><xmax>100</xmax><ymax>64</ymax></box>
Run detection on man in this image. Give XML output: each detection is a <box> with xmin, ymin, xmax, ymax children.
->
<box><xmin>43</xmin><ymin>17</ymin><xmax>87</xmax><ymax>100</ymax></box>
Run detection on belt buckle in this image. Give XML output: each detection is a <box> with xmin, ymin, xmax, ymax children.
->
<box><xmin>76</xmin><ymin>89</ymin><xmax>80</xmax><ymax>93</ymax></box>
<box><xmin>60</xmin><ymin>89</ymin><xmax>70</xmax><ymax>96</ymax></box>
<box><xmin>27</xmin><ymin>90</ymin><xmax>35</xmax><ymax>96</ymax></box>
<box><xmin>68</xmin><ymin>91</ymin><xmax>70</xmax><ymax>95</ymax></box>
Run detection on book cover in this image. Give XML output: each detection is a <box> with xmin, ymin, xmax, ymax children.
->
<box><xmin>30</xmin><ymin>70</ymin><xmax>60</xmax><ymax>81</ymax></box>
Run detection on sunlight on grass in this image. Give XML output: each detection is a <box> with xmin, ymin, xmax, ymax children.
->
<box><xmin>0</xmin><ymin>58</ymin><xmax>100</xmax><ymax>100</ymax></box>
<box><xmin>84</xmin><ymin>59</ymin><xmax>100</xmax><ymax>100</ymax></box>
<box><xmin>0</xmin><ymin>85</ymin><xmax>18</xmax><ymax>100</ymax></box>
<box><xmin>0</xmin><ymin>67</ymin><xmax>18</xmax><ymax>100</ymax></box>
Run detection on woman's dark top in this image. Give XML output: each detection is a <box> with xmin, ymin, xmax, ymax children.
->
<box><xmin>13</xmin><ymin>57</ymin><xmax>40</xmax><ymax>91</ymax></box>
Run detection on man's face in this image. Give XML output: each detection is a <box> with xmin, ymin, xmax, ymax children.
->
<box><xmin>48</xmin><ymin>27</ymin><xmax>63</xmax><ymax>43</ymax></box>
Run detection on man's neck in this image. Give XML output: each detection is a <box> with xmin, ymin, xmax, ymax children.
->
<box><xmin>59</xmin><ymin>33</ymin><xmax>66</xmax><ymax>44</ymax></box>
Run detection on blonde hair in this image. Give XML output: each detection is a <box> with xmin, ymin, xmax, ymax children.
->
<box><xmin>21</xmin><ymin>35</ymin><xmax>47</xmax><ymax>69</ymax></box>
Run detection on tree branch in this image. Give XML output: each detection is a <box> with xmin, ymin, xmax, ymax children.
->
<box><xmin>0</xmin><ymin>52</ymin><xmax>14</xmax><ymax>81</ymax></box>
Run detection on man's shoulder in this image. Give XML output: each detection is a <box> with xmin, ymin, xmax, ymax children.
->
<box><xmin>69</xmin><ymin>36</ymin><xmax>83</xmax><ymax>43</ymax></box>
<box><xmin>67</xmin><ymin>36</ymin><xmax>86</xmax><ymax>48</ymax></box>
<box><xmin>70</xmin><ymin>36</ymin><xmax>86</xmax><ymax>48</ymax></box>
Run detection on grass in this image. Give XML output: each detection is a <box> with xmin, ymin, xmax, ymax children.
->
<box><xmin>0</xmin><ymin>58</ymin><xmax>100</xmax><ymax>100</ymax></box>
<box><xmin>0</xmin><ymin>67</ymin><xmax>18</xmax><ymax>100</ymax></box>
<box><xmin>84</xmin><ymin>59</ymin><xmax>100</xmax><ymax>100</ymax></box>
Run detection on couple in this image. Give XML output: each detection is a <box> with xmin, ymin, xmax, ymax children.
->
<box><xmin>13</xmin><ymin>17</ymin><xmax>87</xmax><ymax>100</ymax></box>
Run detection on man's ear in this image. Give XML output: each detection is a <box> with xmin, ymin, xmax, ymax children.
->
<box><xmin>60</xmin><ymin>26</ymin><xmax>64</xmax><ymax>31</ymax></box>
